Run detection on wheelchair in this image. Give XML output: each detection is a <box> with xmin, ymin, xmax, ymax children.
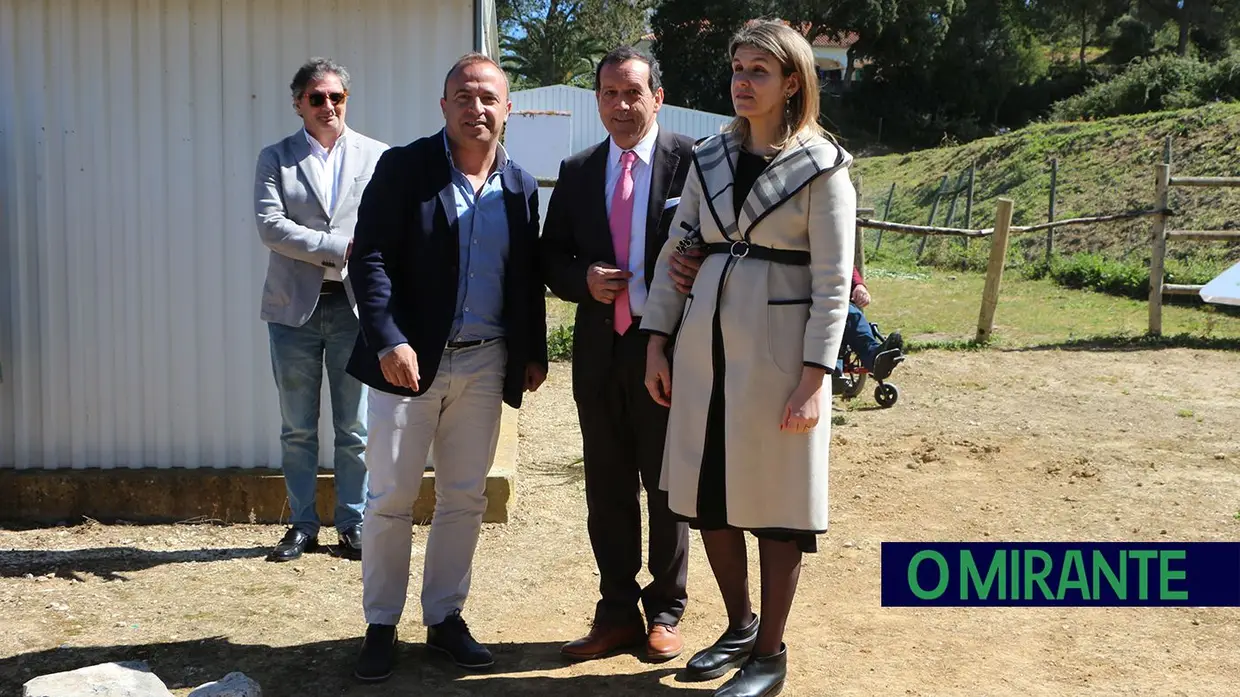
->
<box><xmin>831</xmin><ymin>321</ymin><xmax>901</xmax><ymax>409</ymax></box>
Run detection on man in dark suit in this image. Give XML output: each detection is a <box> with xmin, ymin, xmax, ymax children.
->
<box><xmin>346</xmin><ymin>52</ymin><xmax>547</xmax><ymax>682</ymax></box>
<box><xmin>540</xmin><ymin>46</ymin><xmax>695</xmax><ymax>663</ymax></box>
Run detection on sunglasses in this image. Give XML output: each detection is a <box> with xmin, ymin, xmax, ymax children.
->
<box><xmin>306</xmin><ymin>92</ymin><xmax>347</xmax><ymax>107</ymax></box>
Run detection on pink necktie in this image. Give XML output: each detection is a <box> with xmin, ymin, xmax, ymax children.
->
<box><xmin>609</xmin><ymin>150</ymin><xmax>637</xmax><ymax>335</ymax></box>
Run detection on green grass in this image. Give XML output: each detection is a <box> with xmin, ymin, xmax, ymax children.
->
<box><xmin>853</xmin><ymin>103</ymin><xmax>1240</xmax><ymax>271</ymax></box>
<box><xmin>544</xmin><ymin>267</ymin><xmax>1240</xmax><ymax>358</ymax></box>
<box><xmin>864</xmin><ymin>266</ymin><xmax>1240</xmax><ymax>348</ymax></box>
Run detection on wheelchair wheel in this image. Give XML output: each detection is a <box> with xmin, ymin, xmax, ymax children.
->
<box><xmin>840</xmin><ymin>372</ymin><xmax>867</xmax><ymax>399</ymax></box>
<box><xmin>874</xmin><ymin>383</ymin><xmax>899</xmax><ymax>409</ymax></box>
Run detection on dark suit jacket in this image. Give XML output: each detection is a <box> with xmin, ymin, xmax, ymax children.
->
<box><xmin>345</xmin><ymin>129</ymin><xmax>548</xmax><ymax>409</ymax></box>
<box><xmin>540</xmin><ymin>128</ymin><xmax>695</xmax><ymax>402</ymax></box>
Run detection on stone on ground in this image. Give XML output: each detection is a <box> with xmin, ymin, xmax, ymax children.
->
<box><xmin>23</xmin><ymin>661</ymin><xmax>174</xmax><ymax>697</ymax></box>
<box><xmin>188</xmin><ymin>672</ymin><xmax>262</xmax><ymax>697</ymax></box>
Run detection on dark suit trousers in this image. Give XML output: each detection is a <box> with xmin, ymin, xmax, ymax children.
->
<box><xmin>578</xmin><ymin>327</ymin><xmax>689</xmax><ymax>628</ymax></box>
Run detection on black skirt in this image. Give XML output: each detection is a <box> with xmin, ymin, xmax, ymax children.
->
<box><xmin>678</xmin><ymin>272</ymin><xmax>819</xmax><ymax>555</ymax></box>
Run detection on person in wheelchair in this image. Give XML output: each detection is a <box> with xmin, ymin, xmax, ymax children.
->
<box><xmin>842</xmin><ymin>269</ymin><xmax>904</xmax><ymax>381</ymax></box>
<box><xmin>667</xmin><ymin>251</ymin><xmax>905</xmax><ymax>381</ymax></box>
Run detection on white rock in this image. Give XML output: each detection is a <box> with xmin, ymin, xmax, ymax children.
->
<box><xmin>23</xmin><ymin>661</ymin><xmax>173</xmax><ymax>697</ymax></box>
<box><xmin>188</xmin><ymin>672</ymin><xmax>262</xmax><ymax>697</ymax></box>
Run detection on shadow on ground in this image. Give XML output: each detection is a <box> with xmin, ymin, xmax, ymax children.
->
<box><xmin>1</xmin><ymin>638</ymin><xmax>715</xmax><ymax>696</ymax></box>
<box><xmin>0</xmin><ymin>547</ymin><xmax>271</xmax><ymax>582</ymax></box>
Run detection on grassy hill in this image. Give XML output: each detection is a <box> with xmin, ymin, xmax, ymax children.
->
<box><xmin>851</xmin><ymin>103</ymin><xmax>1240</xmax><ymax>275</ymax></box>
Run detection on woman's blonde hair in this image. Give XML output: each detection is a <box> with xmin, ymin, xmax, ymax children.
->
<box><xmin>724</xmin><ymin>20</ymin><xmax>827</xmax><ymax>149</ymax></box>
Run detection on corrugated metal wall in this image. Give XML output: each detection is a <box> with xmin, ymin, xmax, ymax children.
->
<box><xmin>0</xmin><ymin>0</ymin><xmax>478</xmax><ymax>469</ymax></box>
<box><xmin>511</xmin><ymin>85</ymin><xmax>731</xmax><ymax>156</ymax></box>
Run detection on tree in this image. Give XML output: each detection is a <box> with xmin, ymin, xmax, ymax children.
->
<box><xmin>1134</xmin><ymin>0</ymin><xmax>1240</xmax><ymax>57</ymax></box>
<box><xmin>1029</xmin><ymin>0</ymin><xmax>1130</xmax><ymax>68</ymax></box>
<box><xmin>649</xmin><ymin>0</ymin><xmax>766</xmax><ymax>113</ymax></box>
<box><xmin>497</xmin><ymin>0</ymin><xmax>653</xmax><ymax>89</ymax></box>
<box><xmin>577</xmin><ymin>0</ymin><xmax>658</xmax><ymax>51</ymax></box>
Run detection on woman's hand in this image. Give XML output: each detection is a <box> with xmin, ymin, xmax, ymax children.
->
<box><xmin>645</xmin><ymin>336</ymin><xmax>673</xmax><ymax>407</ymax></box>
<box><xmin>781</xmin><ymin>366</ymin><xmax>827</xmax><ymax>433</ymax></box>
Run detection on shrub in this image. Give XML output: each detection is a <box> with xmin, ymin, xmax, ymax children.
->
<box><xmin>1051</xmin><ymin>53</ymin><xmax>1240</xmax><ymax>121</ymax></box>
<box><xmin>1051</xmin><ymin>55</ymin><xmax>1215</xmax><ymax>121</ymax></box>
<box><xmin>547</xmin><ymin>324</ymin><xmax>573</xmax><ymax>361</ymax></box>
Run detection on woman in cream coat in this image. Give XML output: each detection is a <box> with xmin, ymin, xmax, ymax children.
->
<box><xmin>642</xmin><ymin>21</ymin><xmax>855</xmax><ymax>697</ymax></box>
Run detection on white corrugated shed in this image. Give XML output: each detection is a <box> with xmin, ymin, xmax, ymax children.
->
<box><xmin>0</xmin><ymin>0</ymin><xmax>495</xmax><ymax>469</ymax></box>
<box><xmin>511</xmin><ymin>85</ymin><xmax>731</xmax><ymax>156</ymax></box>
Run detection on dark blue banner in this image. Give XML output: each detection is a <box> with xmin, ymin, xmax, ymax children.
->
<box><xmin>880</xmin><ymin>542</ymin><xmax>1240</xmax><ymax>606</ymax></box>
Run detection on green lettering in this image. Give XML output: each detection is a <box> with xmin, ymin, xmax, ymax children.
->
<box><xmin>909</xmin><ymin>551</ymin><xmax>949</xmax><ymax>600</ymax></box>
<box><xmin>1057</xmin><ymin>550</ymin><xmax>1091</xmax><ymax>600</ymax></box>
<box><xmin>1011</xmin><ymin>549</ymin><xmax>1020</xmax><ymax>599</ymax></box>
<box><xmin>1092</xmin><ymin>550</ymin><xmax>1127</xmax><ymax>600</ymax></box>
<box><xmin>961</xmin><ymin>550</ymin><xmax>1006</xmax><ymax>600</ymax></box>
<box><xmin>1130</xmin><ymin>550</ymin><xmax>1158</xmax><ymax>599</ymax></box>
<box><xmin>1159</xmin><ymin>550</ymin><xmax>1188</xmax><ymax>601</ymax></box>
<box><xmin>1023</xmin><ymin>550</ymin><xmax>1054</xmax><ymax>600</ymax></box>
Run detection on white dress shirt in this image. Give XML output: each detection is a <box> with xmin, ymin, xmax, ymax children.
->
<box><xmin>604</xmin><ymin>122</ymin><xmax>659</xmax><ymax>316</ymax></box>
<box><xmin>303</xmin><ymin>127</ymin><xmax>349</xmax><ymax>281</ymax></box>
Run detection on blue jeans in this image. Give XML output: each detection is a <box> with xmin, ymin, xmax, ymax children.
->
<box><xmin>836</xmin><ymin>304</ymin><xmax>881</xmax><ymax>374</ymax></box>
<box><xmin>268</xmin><ymin>290</ymin><xmax>368</xmax><ymax>536</ymax></box>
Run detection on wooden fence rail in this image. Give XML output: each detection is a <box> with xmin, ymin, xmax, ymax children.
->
<box><xmin>856</xmin><ymin>208</ymin><xmax>1162</xmax><ymax>239</ymax></box>
<box><xmin>1148</xmin><ymin>158</ymin><xmax>1240</xmax><ymax>335</ymax></box>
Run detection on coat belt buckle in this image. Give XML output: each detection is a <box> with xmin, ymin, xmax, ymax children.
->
<box><xmin>729</xmin><ymin>240</ymin><xmax>750</xmax><ymax>259</ymax></box>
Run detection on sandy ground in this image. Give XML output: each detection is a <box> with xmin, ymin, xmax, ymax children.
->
<box><xmin>3</xmin><ymin>347</ymin><xmax>1239</xmax><ymax>696</ymax></box>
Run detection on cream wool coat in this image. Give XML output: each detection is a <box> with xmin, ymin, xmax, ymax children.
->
<box><xmin>640</xmin><ymin>129</ymin><xmax>856</xmax><ymax>532</ymax></box>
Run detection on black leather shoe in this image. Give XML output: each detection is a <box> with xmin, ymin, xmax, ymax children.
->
<box><xmin>427</xmin><ymin>609</ymin><xmax>494</xmax><ymax>669</ymax></box>
<box><xmin>684</xmin><ymin>614</ymin><xmax>759</xmax><ymax>681</ymax></box>
<box><xmin>337</xmin><ymin>524</ymin><xmax>363</xmax><ymax>561</ymax></box>
<box><xmin>266</xmin><ymin>527</ymin><xmax>319</xmax><ymax>562</ymax></box>
<box><xmin>714</xmin><ymin>644</ymin><xmax>787</xmax><ymax>697</ymax></box>
<box><xmin>354</xmin><ymin>624</ymin><xmax>398</xmax><ymax>683</ymax></box>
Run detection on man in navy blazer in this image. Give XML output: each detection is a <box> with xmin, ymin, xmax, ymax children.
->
<box><xmin>346</xmin><ymin>52</ymin><xmax>547</xmax><ymax>682</ymax></box>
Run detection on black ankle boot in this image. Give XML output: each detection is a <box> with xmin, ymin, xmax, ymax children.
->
<box><xmin>683</xmin><ymin>614</ymin><xmax>759</xmax><ymax>681</ymax></box>
<box><xmin>713</xmin><ymin>643</ymin><xmax>787</xmax><ymax>697</ymax></box>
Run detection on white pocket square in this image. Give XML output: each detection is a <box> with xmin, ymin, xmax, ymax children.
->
<box><xmin>663</xmin><ymin>197</ymin><xmax>681</xmax><ymax>210</ymax></box>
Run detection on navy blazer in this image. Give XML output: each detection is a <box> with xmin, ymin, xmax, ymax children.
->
<box><xmin>346</xmin><ymin>130</ymin><xmax>548</xmax><ymax>409</ymax></box>
<box><xmin>539</xmin><ymin>128</ymin><xmax>695</xmax><ymax>403</ymax></box>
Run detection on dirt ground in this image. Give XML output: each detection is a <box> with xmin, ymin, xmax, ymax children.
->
<box><xmin>3</xmin><ymin>347</ymin><xmax>1239</xmax><ymax>696</ymax></box>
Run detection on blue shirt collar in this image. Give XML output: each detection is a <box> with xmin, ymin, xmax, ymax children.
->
<box><xmin>443</xmin><ymin>129</ymin><xmax>508</xmax><ymax>176</ymax></box>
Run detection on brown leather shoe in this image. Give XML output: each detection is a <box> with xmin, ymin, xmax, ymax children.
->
<box><xmin>560</xmin><ymin>621</ymin><xmax>647</xmax><ymax>661</ymax></box>
<box><xmin>647</xmin><ymin>623</ymin><xmax>683</xmax><ymax>661</ymax></box>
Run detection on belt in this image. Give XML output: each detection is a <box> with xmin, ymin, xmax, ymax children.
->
<box><xmin>703</xmin><ymin>241</ymin><xmax>810</xmax><ymax>266</ymax></box>
<box><xmin>320</xmin><ymin>280</ymin><xmax>346</xmax><ymax>294</ymax></box>
<box><xmin>447</xmin><ymin>337</ymin><xmax>501</xmax><ymax>349</ymax></box>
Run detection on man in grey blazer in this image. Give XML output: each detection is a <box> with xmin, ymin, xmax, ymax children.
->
<box><xmin>254</xmin><ymin>57</ymin><xmax>389</xmax><ymax>562</ymax></box>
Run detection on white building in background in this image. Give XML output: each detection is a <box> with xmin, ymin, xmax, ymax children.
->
<box><xmin>510</xmin><ymin>84</ymin><xmax>731</xmax><ymax>176</ymax></box>
<box><xmin>0</xmin><ymin>0</ymin><xmax>500</xmax><ymax>470</ymax></box>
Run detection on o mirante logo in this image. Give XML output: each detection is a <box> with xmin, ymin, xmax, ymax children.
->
<box><xmin>880</xmin><ymin>543</ymin><xmax>1240</xmax><ymax>607</ymax></box>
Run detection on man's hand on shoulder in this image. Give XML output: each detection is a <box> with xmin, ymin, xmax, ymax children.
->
<box><xmin>668</xmin><ymin>248</ymin><xmax>703</xmax><ymax>295</ymax></box>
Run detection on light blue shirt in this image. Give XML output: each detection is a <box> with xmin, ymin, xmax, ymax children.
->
<box><xmin>444</xmin><ymin>131</ymin><xmax>509</xmax><ymax>342</ymax></box>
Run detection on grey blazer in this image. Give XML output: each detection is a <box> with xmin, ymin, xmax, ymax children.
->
<box><xmin>254</xmin><ymin>128</ymin><xmax>389</xmax><ymax>327</ymax></box>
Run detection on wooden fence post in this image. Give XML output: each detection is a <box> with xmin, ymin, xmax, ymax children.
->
<box><xmin>1046</xmin><ymin>158</ymin><xmax>1058</xmax><ymax>262</ymax></box>
<box><xmin>875</xmin><ymin>182</ymin><xmax>895</xmax><ymax>252</ymax></box>
<box><xmin>918</xmin><ymin>175</ymin><xmax>949</xmax><ymax>258</ymax></box>
<box><xmin>976</xmin><ymin>198</ymin><xmax>1015</xmax><ymax>344</ymax></box>
<box><xmin>855</xmin><ymin>175</ymin><xmax>866</xmax><ymax>277</ymax></box>
<box><xmin>962</xmin><ymin>163</ymin><xmax>975</xmax><ymax>250</ymax></box>
<box><xmin>1148</xmin><ymin>163</ymin><xmax>1172</xmax><ymax>336</ymax></box>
